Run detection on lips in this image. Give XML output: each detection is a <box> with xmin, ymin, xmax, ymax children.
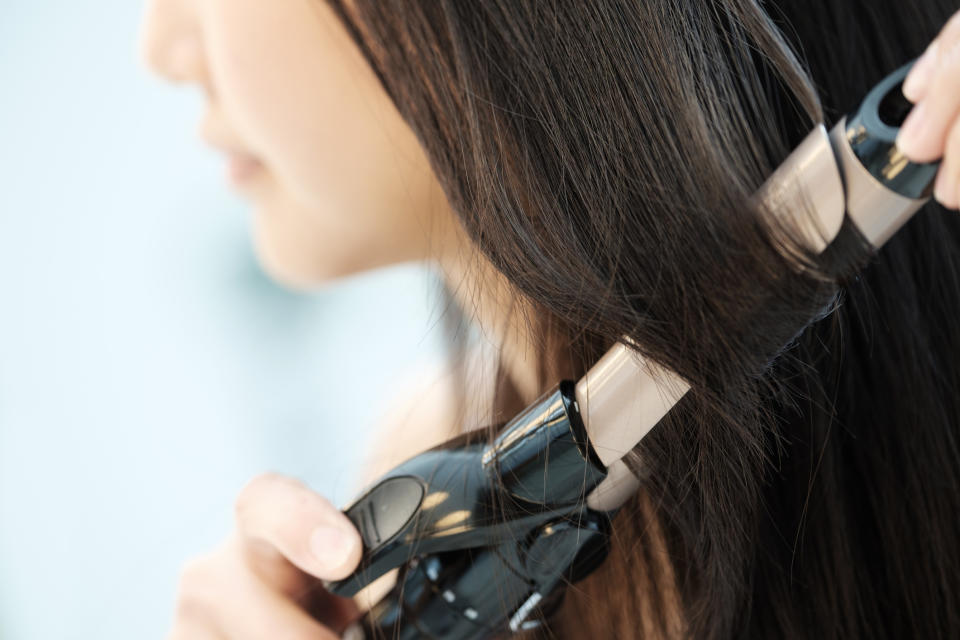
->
<box><xmin>227</xmin><ymin>153</ymin><xmax>263</xmax><ymax>183</ymax></box>
<box><xmin>198</xmin><ymin>110</ymin><xmax>265</xmax><ymax>186</ymax></box>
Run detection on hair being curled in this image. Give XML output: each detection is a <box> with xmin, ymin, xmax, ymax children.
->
<box><xmin>323</xmin><ymin>1</ymin><xmax>960</xmax><ymax>637</ymax></box>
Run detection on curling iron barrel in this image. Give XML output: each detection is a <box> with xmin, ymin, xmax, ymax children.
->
<box><xmin>332</xmin><ymin>59</ymin><xmax>941</xmax><ymax>639</ymax></box>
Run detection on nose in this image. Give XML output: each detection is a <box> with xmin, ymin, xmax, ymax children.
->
<box><xmin>138</xmin><ymin>0</ymin><xmax>208</xmax><ymax>88</ymax></box>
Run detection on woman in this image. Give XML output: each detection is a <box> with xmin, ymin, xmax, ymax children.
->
<box><xmin>139</xmin><ymin>1</ymin><xmax>960</xmax><ymax>638</ymax></box>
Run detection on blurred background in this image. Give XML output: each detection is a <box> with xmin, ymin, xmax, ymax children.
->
<box><xmin>0</xmin><ymin>2</ymin><xmax>450</xmax><ymax>638</ymax></box>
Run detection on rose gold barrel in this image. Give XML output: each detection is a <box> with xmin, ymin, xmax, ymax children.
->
<box><xmin>829</xmin><ymin>116</ymin><xmax>929</xmax><ymax>248</ymax></box>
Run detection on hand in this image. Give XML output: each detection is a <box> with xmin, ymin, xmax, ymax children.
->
<box><xmin>897</xmin><ymin>9</ymin><xmax>960</xmax><ymax>210</ymax></box>
<box><xmin>166</xmin><ymin>473</ymin><xmax>364</xmax><ymax>639</ymax></box>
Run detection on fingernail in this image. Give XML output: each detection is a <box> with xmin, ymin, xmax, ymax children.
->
<box><xmin>309</xmin><ymin>526</ymin><xmax>358</xmax><ymax>571</ymax></box>
<box><xmin>342</xmin><ymin>622</ymin><xmax>366</xmax><ymax>640</ymax></box>
<box><xmin>896</xmin><ymin>101</ymin><xmax>928</xmax><ymax>158</ymax></box>
<box><xmin>903</xmin><ymin>41</ymin><xmax>939</xmax><ymax>101</ymax></box>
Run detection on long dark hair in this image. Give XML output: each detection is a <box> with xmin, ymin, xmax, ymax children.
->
<box><xmin>323</xmin><ymin>1</ymin><xmax>960</xmax><ymax>637</ymax></box>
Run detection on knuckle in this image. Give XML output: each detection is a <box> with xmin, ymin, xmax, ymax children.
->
<box><xmin>175</xmin><ymin>555</ymin><xmax>217</xmax><ymax>606</ymax></box>
<box><xmin>234</xmin><ymin>472</ymin><xmax>286</xmax><ymax>519</ymax></box>
<box><xmin>946</xmin><ymin>10</ymin><xmax>960</xmax><ymax>39</ymax></box>
<box><xmin>172</xmin><ymin>590</ymin><xmax>210</xmax><ymax>625</ymax></box>
<box><xmin>234</xmin><ymin>472</ymin><xmax>333</xmax><ymax>525</ymax></box>
<box><xmin>942</xmin><ymin>39</ymin><xmax>960</xmax><ymax>72</ymax></box>
<box><xmin>309</xmin><ymin>491</ymin><xmax>335</xmax><ymax>513</ymax></box>
<box><xmin>947</xmin><ymin>119</ymin><xmax>960</xmax><ymax>156</ymax></box>
<box><xmin>178</xmin><ymin>554</ymin><xmax>212</xmax><ymax>585</ymax></box>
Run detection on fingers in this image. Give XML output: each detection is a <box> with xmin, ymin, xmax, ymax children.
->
<box><xmin>170</xmin><ymin>545</ymin><xmax>342</xmax><ymax>640</ymax></box>
<box><xmin>215</xmin><ymin>564</ymin><xmax>341</xmax><ymax>640</ymax></box>
<box><xmin>223</xmin><ymin>531</ymin><xmax>360</xmax><ymax>626</ymax></box>
<box><xmin>932</xmin><ymin>118</ymin><xmax>960</xmax><ymax>209</ymax></box>
<box><xmin>165</xmin><ymin>621</ymin><xmax>223</xmax><ymax>640</ymax></box>
<box><xmin>902</xmin><ymin>11</ymin><xmax>960</xmax><ymax>104</ymax></box>
<box><xmin>897</xmin><ymin>11</ymin><xmax>960</xmax><ymax>163</ymax></box>
<box><xmin>167</xmin><ymin>474</ymin><xmax>366</xmax><ymax>639</ymax></box>
<box><xmin>896</xmin><ymin>10</ymin><xmax>960</xmax><ymax>211</ymax></box>
<box><xmin>234</xmin><ymin>472</ymin><xmax>363</xmax><ymax>582</ymax></box>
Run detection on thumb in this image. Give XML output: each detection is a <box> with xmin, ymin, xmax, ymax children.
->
<box><xmin>234</xmin><ymin>472</ymin><xmax>363</xmax><ymax>582</ymax></box>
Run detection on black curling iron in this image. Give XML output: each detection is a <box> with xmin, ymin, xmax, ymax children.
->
<box><xmin>326</xmin><ymin>60</ymin><xmax>941</xmax><ymax>639</ymax></box>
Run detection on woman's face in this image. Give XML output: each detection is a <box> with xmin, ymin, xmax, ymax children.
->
<box><xmin>138</xmin><ymin>0</ymin><xmax>460</xmax><ymax>288</ymax></box>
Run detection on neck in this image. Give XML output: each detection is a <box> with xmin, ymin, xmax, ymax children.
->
<box><xmin>433</xmin><ymin>244</ymin><xmax>543</xmax><ymax>407</ymax></box>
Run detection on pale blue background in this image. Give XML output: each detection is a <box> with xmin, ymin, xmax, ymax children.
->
<box><xmin>0</xmin><ymin>2</ymin><xmax>449</xmax><ymax>638</ymax></box>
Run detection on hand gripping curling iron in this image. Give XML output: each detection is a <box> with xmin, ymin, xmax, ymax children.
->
<box><xmin>326</xmin><ymin>60</ymin><xmax>941</xmax><ymax>639</ymax></box>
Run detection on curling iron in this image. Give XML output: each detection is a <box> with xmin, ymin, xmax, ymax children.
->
<box><xmin>326</xmin><ymin>60</ymin><xmax>941</xmax><ymax>639</ymax></box>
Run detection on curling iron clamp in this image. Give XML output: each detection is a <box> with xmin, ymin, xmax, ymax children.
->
<box><xmin>326</xmin><ymin>60</ymin><xmax>941</xmax><ymax>639</ymax></box>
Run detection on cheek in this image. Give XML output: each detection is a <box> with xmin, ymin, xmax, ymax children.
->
<box><xmin>204</xmin><ymin>0</ymin><xmax>340</xmax><ymax>195</ymax></box>
<box><xmin>202</xmin><ymin>0</ymin><xmax>451</xmax><ymax>283</ymax></box>
<box><xmin>207</xmin><ymin>0</ymin><xmax>426</xmax><ymax>204</ymax></box>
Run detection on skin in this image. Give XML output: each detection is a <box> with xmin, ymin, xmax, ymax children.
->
<box><xmin>898</xmin><ymin>10</ymin><xmax>960</xmax><ymax>209</ymax></box>
<box><xmin>139</xmin><ymin>0</ymin><xmax>539</xmax><ymax>637</ymax></box>
<box><xmin>138</xmin><ymin>0</ymin><xmax>960</xmax><ymax>636</ymax></box>
<box><xmin>140</xmin><ymin>0</ymin><xmax>465</xmax><ymax>287</ymax></box>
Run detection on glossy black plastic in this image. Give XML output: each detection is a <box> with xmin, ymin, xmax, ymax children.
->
<box><xmin>326</xmin><ymin>59</ymin><xmax>941</xmax><ymax>640</ymax></box>
<box><xmin>326</xmin><ymin>381</ymin><xmax>612</xmax><ymax>638</ymax></box>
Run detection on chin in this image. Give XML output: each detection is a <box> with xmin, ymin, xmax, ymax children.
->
<box><xmin>248</xmin><ymin>200</ymin><xmax>422</xmax><ymax>290</ymax></box>
<box><xmin>257</xmin><ymin>256</ymin><xmax>327</xmax><ymax>291</ymax></box>
<box><xmin>252</xmin><ymin>225</ymin><xmax>385</xmax><ymax>292</ymax></box>
<box><xmin>252</xmin><ymin>238</ymin><xmax>338</xmax><ymax>291</ymax></box>
<box><xmin>248</xmin><ymin>226</ymin><xmax>323</xmax><ymax>291</ymax></box>
<box><xmin>248</xmin><ymin>205</ymin><xmax>343</xmax><ymax>290</ymax></box>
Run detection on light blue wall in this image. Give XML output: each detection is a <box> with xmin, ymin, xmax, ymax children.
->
<box><xmin>0</xmin><ymin>2</ymin><xmax>449</xmax><ymax>638</ymax></box>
